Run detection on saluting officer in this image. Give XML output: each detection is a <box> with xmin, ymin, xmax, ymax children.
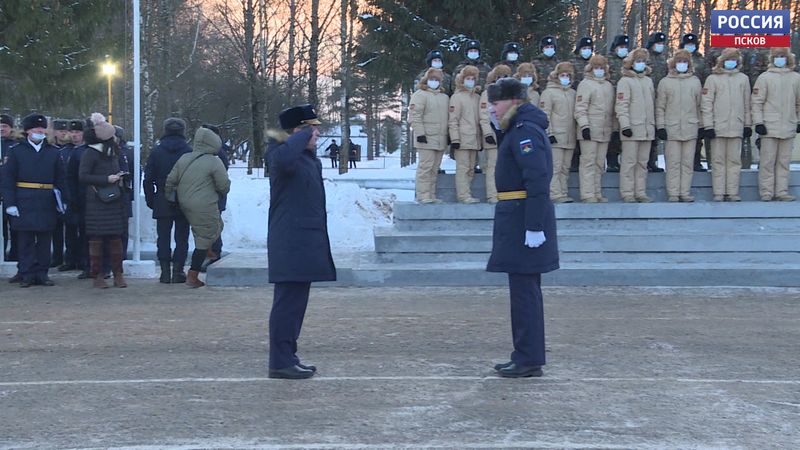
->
<box><xmin>1</xmin><ymin>114</ymin><xmax>67</xmax><ymax>287</ymax></box>
<box><xmin>486</xmin><ymin>78</ymin><xmax>559</xmax><ymax>378</ymax></box>
<box><xmin>532</xmin><ymin>36</ymin><xmax>560</xmax><ymax>93</ymax></box>
<box><xmin>415</xmin><ymin>50</ymin><xmax>453</xmax><ymax>97</ymax></box>
<box><xmin>265</xmin><ymin>104</ymin><xmax>335</xmax><ymax>380</ymax></box>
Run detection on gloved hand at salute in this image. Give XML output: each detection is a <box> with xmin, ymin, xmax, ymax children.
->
<box><xmin>6</xmin><ymin>206</ymin><xmax>20</xmax><ymax>217</ymax></box>
<box><xmin>524</xmin><ymin>230</ymin><xmax>546</xmax><ymax>248</ymax></box>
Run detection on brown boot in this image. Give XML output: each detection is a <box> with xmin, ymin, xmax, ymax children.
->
<box><xmin>186</xmin><ymin>269</ymin><xmax>205</xmax><ymax>288</ymax></box>
<box><xmin>109</xmin><ymin>238</ymin><xmax>127</xmax><ymax>288</ymax></box>
<box><xmin>89</xmin><ymin>239</ymin><xmax>108</xmax><ymax>289</ymax></box>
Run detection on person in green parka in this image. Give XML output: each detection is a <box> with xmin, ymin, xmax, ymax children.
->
<box><xmin>165</xmin><ymin>127</ymin><xmax>231</xmax><ymax>288</ymax></box>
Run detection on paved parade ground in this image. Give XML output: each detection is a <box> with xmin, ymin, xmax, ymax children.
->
<box><xmin>1</xmin><ymin>279</ymin><xmax>799</xmax><ymax>449</ymax></box>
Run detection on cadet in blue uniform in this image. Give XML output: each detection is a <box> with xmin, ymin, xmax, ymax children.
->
<box><xmin>265</xmin><ymin>105</ymin><xmax>336</xmax><ymax>379</ymax></box>
<box><xmin>50</xmin><ymin>119</ymin><xmax>70</xmax><ymax>268</ymax></box>
<box><xmin>1</xmin><ymin>114</ymin><xmax>67</xmax><ymax>287</ymax></box>
<box><xmin>66</xmin><ymin>119</ymin><xmax>92</xmax><ymax>278</ymax></box>
<box><xmin>485</xmin><ymin>78</ymin><xmax>560</xmax><ymax>378</ymax></box>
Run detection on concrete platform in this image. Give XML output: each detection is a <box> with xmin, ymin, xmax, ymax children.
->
<box><xmin>1</xmin><ymin>282</ymin><xmax>798</xmax><ymax>448</ymax></box>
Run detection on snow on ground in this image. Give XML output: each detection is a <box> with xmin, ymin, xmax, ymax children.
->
<box><xmin>138</xmin><ymin>154</ymin><xmax>417</xmax><ymax>254</ymax></box>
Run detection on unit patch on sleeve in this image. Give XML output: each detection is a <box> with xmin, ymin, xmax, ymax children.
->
<box><xmin>519</xmin><ymin>138</ymin><xmax>534</xmax><ymax>155</ymax></box>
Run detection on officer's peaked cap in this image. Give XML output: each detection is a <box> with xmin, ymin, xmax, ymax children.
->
<box><xmin>279</xmin><ymin>104</ymin><xmax>322</xmax><ymax>130</ymax></box>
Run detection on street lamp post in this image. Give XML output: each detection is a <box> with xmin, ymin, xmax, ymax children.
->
<box><xmin>101</xmin><ymin>60</ymin><xmax>117</xmax><ymax>124</ymax></box>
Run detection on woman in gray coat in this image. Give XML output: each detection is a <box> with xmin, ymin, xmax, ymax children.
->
<box><xmin>165</xmin><ymin>127</ymin><xmax>231</xmax><ymax>287</ymax></box>
<box><xmin>79</xmin><ymin>113</ymin><xmax>129</xmax><ymax>288</ymax></box>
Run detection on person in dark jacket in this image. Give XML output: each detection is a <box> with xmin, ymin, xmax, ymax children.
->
<box><xmin>325</xmin><ymin>139</ymin><xmax>339</xmax><ymax>168</ymax></box>
<box><xmin>50</xmin><ymin>119</ymin><xmax>70</xmax><ymax>268</ymax></box>
<box><xmin>1</xmin><ymin>113</ymin><xmax>20</xmax><ymax>264</ymax></box>
<box><xmin>65</xmin><ymin>119</ymin><xmax>91</xmax><ymax>278</ymax></box>
<box><xmin>56</xmin><ymin>120</ymin><xmax>83</xmax><ymax>272</ymax></box>
<box><xmin>144</xmin><ymin>118</ymin><xmax>192</xmax><ymax>283</ymax></box>
<box><xmin>79</xmin><ymin>113</ymin><xmax>129</xmax><ymax>288</ymax></box>
<box><xmin>114</xmin><ymin>125</ymin><xmax>134</xmax><ymax>260</ymax></box>
<box><xmin>265</xmin><ymin>104</ymin><xmax>336</xmax><ymax>380</ymax></box>
<box><xmin>485</xmin><ymin>78</ymin><xmax>559</xmax><ymax>378</ymax></box>
<box><xmin>1</xmin><ymin>113</ymin><xmax>67</xmax><ymax>287</ymax></box>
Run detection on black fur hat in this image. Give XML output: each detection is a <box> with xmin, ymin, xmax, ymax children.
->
<box><xmin>425</xmin><ymin>50</ymin><xmax>444</xmax><ymax>67</ymax></box>
<box><xmin>501</xmin><ymin>42</ymin><xmax>522</xmax><ymax>59</ymax></box>
<box><xmin>53</xmin><ymin>119</ymin><xmax>69</xmax><ymax>131</ymax></box>
<box><xmin>646</xmin><ymin>32</ymin><xmax>667</xmax><ymax>49</ymax></box>
<box><xmin>610</xmin><ymin>35</ymin><xmax>630</xmax><ymax>51</ymax></box>
<box><xmin>463</xmin><ymin>39</ymin><xmax>481</xmax><ymax>57</ymax></box>
<box><xmin>69</xmin><ymin>119</ymin><xmax>84</xmax><ymax>131</ymax></box>
<box><xmin>22</xmin><ymin>113</ymin><xmax>47</xmax><ymax>131</ymax></box>
<box><xmin>574</xmin><ymin>37</ymin><xmax>594</xmax><ymax>54</ymax></box>
<box><xmin>680</xmin><ymin>33</ymin><xmax>698</xmax><ymax>49</ymax></box>
<box><xmin>1</xmin><ymin>114</ymin><xmax>15</xmax><ymax>128</ymax></box>
<box><xmin>487</xmin><ymin>78</ymin><xmax>528</xmax><ymax>103</ymax></box>
<box><xmin>163</xmin><ymin>117</ymin><xmax>187</xmax><ymax>137</ymax></box>
<box><xmin>540</xmin><ymin>35</ymin><xmax>557</xmax><ymax>50</ymax></box>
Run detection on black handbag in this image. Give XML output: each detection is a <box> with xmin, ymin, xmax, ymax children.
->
<box><xmin>93</xmin><ymin>184</ymin><xmax>122</xmax><ymax>203</ymax></box>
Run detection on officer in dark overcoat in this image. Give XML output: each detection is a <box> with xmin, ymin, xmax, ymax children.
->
<box><xmin>485</xmin><ymin>78</ymin><xmax>560</xmax><ymax>378</ymax></box>
<box><xmin>265</xmin><ymin>104</ymin><xmax>336</xmax><ymax>380</ymax></box>
<box><xmin>1</xmin><ymin>113</ymin><xmax>20</xmax><ymax>264</ymax></box>
<box><xmin>1</xmin><ymin>114</ymin><xmax>67</xmax><ymax>287</ymax></box>
<box><xmin>65</xmin><ymin>119</ymin><xmax>91</xmax><ymax>277</ymax></box>
<box><xmin>50</xmin><ymin>119</ymin><xmax>70</xmax><ymax>268</ymax></box>
<box><xmin>144</xmin><ymin>118</ymin><xmax>192</xmax><ymax>283</ymax></box>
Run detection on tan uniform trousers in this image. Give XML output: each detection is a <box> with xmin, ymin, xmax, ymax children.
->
<box><xmin>415</xmin><ymin>148</ymin><xmax>445</xmax><ymax>201</ymax></box>
<box><xmin>620</xmin><ymin>140</ymin><xmax>650</xmax><ymax>200</ymax></box>
<box><xmin>710</xmin><ymin>137</ymin><xmax>742</xmax><ymax>197</ymax></box>
<box><xmin>758</xmin><ymin>137</ymin><xmax>793</xmax><ymax>199</ymax></box>
<box><xmin>454</xmin><ymin>148</ymin><xmax>478</xmax><ymax>201</ymax></box>
<box><xmin>550</xmin><ymin>147</ymin><xmax>574</xmax><ymax>200</ymax></box>
<box><xmin>664</xmin><ymin>140</ymin><xmax>696</xmax><ymax>198</ymax></box>
<box><xmin>483</xmin><ymin>148</ymin><xmax>498</xmax><ymax>202</ymax></box>
<box><xmin>579</xmin><ymin>140</ymin><xmax>608</xmax><ymax>201</ymax></box>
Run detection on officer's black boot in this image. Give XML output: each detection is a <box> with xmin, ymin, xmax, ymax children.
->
<box><xmin>159</xmin><ymin>260</ymin><xmax>171</xmax><ymax>284</ymax></box>
<box><xmin>172</xmin><ymin>265</ymin><xmax>187</xmax><ymax>284</ymax></box>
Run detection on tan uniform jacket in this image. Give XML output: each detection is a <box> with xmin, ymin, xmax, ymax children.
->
<box><xmin>656</xmin><ymin>72</ymin><xmax>703</xmax><ymax>141</ymax></box>
<box><xmin>616</xmin><ymin>68</ymin><xmax>656</xmax><ymax>141</ymax></box>
<box><xmin>448</xmin><ymin>88</ymin><xmax>482</xmax><ymax>150</ymax></box>
<box><xmin>575</xmin><ymin>73</ymin><xmax>615</xmax><ymax>142</ymax></box>
<box><xmin>410</xmin><ymin>87</ymin><xmax>450</xmax><ymax>151</ymax></box>
<box><xmin>540</xmin><ymin>81</ymin><xmax>577</xmax><ymax>149</ymax></box>
<box><xmin>751</xmin><ymin>67</ymin><xmax>800</xmax><ymax>139</ymax></box>
<box><xmin>701</xmin><ymin>69</ymin><xmax>752</xmax><ymax>138</ymax></box>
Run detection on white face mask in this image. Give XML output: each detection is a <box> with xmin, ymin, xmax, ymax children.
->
<box><xmin>506</xmin><ymin>52</ymin><xmax>519</xmax><ymax>62</ymax></box>
<box><xmin>559</xmin><ymin>77</ymin><xmax>571</xmax><ymax>86</ymax></box>
<box><xmin>593</xmin><ymin>68</ymin><xmax>605</xmax><ymax>78</ymax></box>
<box><xmin>675</xmin><ymin>62</ymin><xmax>689</xmax><ymax>73</ymax></box>
<box><xmin>464</xmin><ymin>79</ymin><xmax>475</xmax><ymax>89</ymax></box>
<box><xmin>543</xmin><ymin>48</ymin><xmax>556</xmax><ymax>57</ymax></box>
<box><xmin>633</xmin><ymin>61</ymin><xmax>646</xmax><ymax>72</ymax></box>
<box><xmin>653</xmin><ymin>44</ymin><xmax>665</xmax><ymax>53</ymax></box>
<box><xmin>30</xmin><ymin>132</ymin><xmax>46</xmax><ymax>142</ymax></box>
<box><xmin>724</xmin><ymin>60</ymin><xmax>737</xmax><ymax>70</ymax></box>
<box><xmin>467</xmin><ymin>51</ymin><xmax>479</xmax><ymax>60</ymax></box>
<box><xmin>431</xmin><ymin>60</ymin><xmax>443</xmax><ymax>69</ymax></box>
<box><xmin>426</xmin><ymin>79</ymin><xmax>440</xmax><ymax>90</ymax></box>
<box><xmin>774</xmin><ymin>57</ymin><xmax>787</xmax><ymax>68</ymax></box>
<box><xmin>617</xmin><ymin>48</ymin><xmax>628</xmax><ymax>58</ymax></box>
<box><xmin>685</xmin><ymin>45</ymin><xmax>696</xmax><ymax>53</ymax></box>
<box><xmin>520</xmin><ymin>76</ymin><xmax>534</xmax><ymax>86</ymax></box>
<box><xmin>580</xmin><ymin>48</ymin><xmax>592</xmax><ymax>59</ymax></box>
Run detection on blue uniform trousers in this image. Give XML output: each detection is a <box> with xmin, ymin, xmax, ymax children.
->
<box><xmin>156</xmin><ymin>217</ymin><xmax>189</xmax><ymax>266</ymax></box>
<box><xmin>269</xmin><ymin>281</ymin><xmax>311</xmax><ymax>370</ymax></box>
<box><xmin>17</xmin><ymin>230</ymin><xmax>52</xmax><ymax>282</ymax></box>
<box><xmin>509</xmin><ymin>273</ymin><xmax>546</xmax><ymax>367</ymax></box>
<box><xmin>52</xmin><ymin>216</ymin><xmax>65</xmax><ymax>265</ymax></box>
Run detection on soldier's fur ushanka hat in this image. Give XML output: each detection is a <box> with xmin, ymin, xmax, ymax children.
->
<box><xmin>487</xmin><ymin>78</ymin><xmax>528</xmax><ymax>102</ymax></box>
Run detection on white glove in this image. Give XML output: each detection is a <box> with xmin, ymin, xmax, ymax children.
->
<box><xmin>5</xmin><ymin>206</ymin><xmax>20</xmax><ymax>217</ymax></box>
<box><xmin>524</xmin><ymin>230</ymin><xmax>546</xmax><ymax>248</ymax></box>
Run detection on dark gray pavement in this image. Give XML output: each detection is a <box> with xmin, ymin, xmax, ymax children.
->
<box><xmin>1</xmin><ymin>277</ymin><xmax>799</xmax><ymax>449</ymax></box>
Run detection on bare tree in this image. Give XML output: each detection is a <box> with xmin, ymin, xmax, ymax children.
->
<box><xmin>339</xmin><ymin>0</ymin><xmax>351</xmax><ymax>173</ymax></box>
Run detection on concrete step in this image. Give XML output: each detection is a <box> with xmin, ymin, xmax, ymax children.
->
<box><xmin>433</xmin><ymin>171</ymin><xmax>800</xmax><ymax>203</ymax></box>
<box><xmin>205</xmin><ymin>252</ymin><xmax>800</xmax><ymax>287</ymax></box>
<box><xmin>373</xmin><ymin>228</ymin><xmax>800</xmax><ymax>253</ymax></box>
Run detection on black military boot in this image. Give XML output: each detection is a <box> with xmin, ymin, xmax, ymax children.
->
<box><xmin>172</xmin><ymin>265</ymin><xmax>187</xmax><ymax>284</ymax></box>
<box><xmin>159</xmin><ymin>260</ymin><xmax>171</xmax><ymax>284</ymax></box>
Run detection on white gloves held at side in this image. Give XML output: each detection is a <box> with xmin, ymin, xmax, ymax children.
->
<box><xmin>524</xmin><ymin>230</ymin><xmax>546</xmax><ymax>248</ymax></box>
<box><xmin>5</xmin><ymin>206</ymin><xmax>19</xmax><ymax>217</ymax></box>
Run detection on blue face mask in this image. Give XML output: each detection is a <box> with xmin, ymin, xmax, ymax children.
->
<box><xmin>774</xmin><ymin>57</ymin><xmax>787</xmax><ymax>68</ymax></box>
<box><xmin>633</xmin><ymin>62</ymin><xmax>646</xmax><ymax>72</ymax></box>
<box><xmin>580</xmin><ymin>48</ymin><xmax>592</xmax><ymax>59</ymax></box>
<box><xmin>724</xmin><ymin>60</ymin><xmax>737</xmax><ymax>70</ymax></box>
<box><xmin>559</xmin><ymin>77</ymin><xmax>571</xmax><ymax>86</ymax></box>
<box><xmin>543</xmin><ymin>48</ymin><xmax>556</xmax><ymax>57</ymax></box>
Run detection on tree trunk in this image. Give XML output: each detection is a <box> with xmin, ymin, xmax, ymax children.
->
<box><xmin>605</xmin><ymin>0</ymin><xmax>625</xmax><ymax>51</ymax></box>
<box><xmin>309</xmin><ymin>0</ymin><xmax>320</xmax><ymax>106</ymax></box>
<box><xmin>339</xmin><ymin>0</ymin><xmax>350</xmax><ymax>174</ymax></box>
<box><xmin>400</xmin><ymin>82</ymin><xmax>412</xmax><ymax>167</ymax></box>
<box><xmin>287</xmin><ymin>0</ymin><xmax>296</xmax><ymax>104</ymax></box>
